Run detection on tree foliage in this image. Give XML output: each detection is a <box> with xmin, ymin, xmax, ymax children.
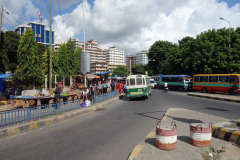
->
<box><xmin>146</xmin><ymin>27</ymin><xmax>240</xmax><ymax>76</ymax></box>
<box><xmin>131</xmin><ymin>64</ymin><xmax>146</xmax><ymax>74</ymax></box>
<box><xmin>4</xmin><ymin>31</ymin><xmax>20</xmax><ymax>72</ymax></box>
<box><xmin>0</xmin><ymin>31</ymin><xmax>8</xmax><ymax>73</ymax></box>
<box><xmin>41</xmin><ymin>47</ymin><xmax>60</xmax><ymax>78</ymax></box>
<box><xmin>14</xmin><ymin>29</ymin><xmax>43</xmax><ymax>89</ymax></box>
<box><xmin>112</xmin><ymin>66</ymin><xmax>128</xmax><ymax>77</ymax></box>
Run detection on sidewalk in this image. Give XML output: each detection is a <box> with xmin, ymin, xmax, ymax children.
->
<box><xmin>188</xmin><ymin>92</ymin><xmax>240</xmax><ymax>103</ymax></box>
<box><xmin>129</xmin><ymin>108</ymin><xmax>240</xmax><ymax>160</ymax></box>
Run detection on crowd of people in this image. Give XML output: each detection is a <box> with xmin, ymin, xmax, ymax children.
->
<box><xmin>82</xmin><ymin>79</ymin><xmax>127</xmax><ymax>102</ymax></box>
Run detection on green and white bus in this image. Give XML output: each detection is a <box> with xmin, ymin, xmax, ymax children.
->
<box><xmin>126</xmin><ymin>75</ymin><xmax>152</xmax><ymax>100</ymax></box>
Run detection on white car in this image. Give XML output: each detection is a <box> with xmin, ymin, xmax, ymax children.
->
<box><xmin>150</xmin><ymin>79</ymin><xmax>157</xmax><ymax>89</ymax></box>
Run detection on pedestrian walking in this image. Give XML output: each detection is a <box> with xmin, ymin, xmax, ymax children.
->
<box><xmin>232</xmin><ymin>82</ymin><xmax>238</xmax><ymax>95</ymax></box>
<box><xmin>123</xmin><ymin>82</ymin><xmax>127</xmax><ymax>94</ymax></box>
<box><xmin>102</xmin><ymin>81</ymin><xmax>108</xmax><ymax>94</ymax></box>
<box><xmin>118</xmin><ymin>81</ymin><xmax>122</xmax><ymax>94</ymax></box>
<box><xmin>54</xmin><ymin>82</ymin><xmax>61</xmax><ymax>110</ymax></box>
<box><xmin>112</xmin><ymin>80</ymin><xmax>115</xmax><ymax>91</ymax></box>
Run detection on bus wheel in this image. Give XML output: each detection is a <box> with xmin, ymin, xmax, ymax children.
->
<box><xmin>228</xmin><ymin>89</ymin><xmax>233</xmax><ymax>95</ymax></box>
<box><xmin>202</xmin><ymin>88</ymin><xmax>208</xmax><ymax>93</ymax></box>
<box><xmin>130</xmin><ymin>97</ymin><xmax>133</xmax><ymax>100</ymax></box>
<box><xmin>179</xmin><ymin>87</ymin><xmax>183</xmax><ymax>91</ymax></box>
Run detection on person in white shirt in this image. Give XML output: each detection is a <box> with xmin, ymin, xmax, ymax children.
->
<box><xmin>164</xmin><ymin>82</ymin><xmax>168</xmax><ymax>90</ymax></box>
<box><xmin>83</xmin><ymin>88</ymin><xmax>89</xmax><ymax>101</ymax></box>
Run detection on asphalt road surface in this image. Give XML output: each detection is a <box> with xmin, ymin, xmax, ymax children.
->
<box><xmin>0</xmin><ymin>89</ymin><xmax>240</xmax><ymax>160</ymax></box>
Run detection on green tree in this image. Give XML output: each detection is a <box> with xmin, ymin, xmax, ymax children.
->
<box><xmin>0</xmin><ymin>31</ymin><xmax>9</xmax><ymax>73</ymax></box>
<box><xmin>14</xmin><ymin>29</ymin><xmax>43</xmax><ymax>89</ymax></box>
<box><xmin>58</xmin><ymin>43</ymin><xmax>69</xmax><ymax>77</ymax></box>
<box><xmin>4</xmin><ymin>31</ymin><xmax>20</xmax><ymax>72</ymax></box>
<box><xmin>112</xmin><ymin>66</ymin><xmax>128</xmax><ymax>77</ymax></box>
<box><xmin>147</xmin><ymin>40</ymin><xmax>179</xmax><ymax>75</ymax></box>
<box><xmin>73</xmin><ymin>47</ymin><xmax>81</xmax><ymax>75</ymax></box>
<box><xmin>131</xmin><ymin>64</ymin><xmax>146</xmax><ymax>74</ymax></box>
<box><xmin>66</xmin><ymin>38</ymin><xmax>75</xmax><ymax>76</ymax></box>
<box><xmin>41</xmin><ymin>47</ymin><xmax>61</xmax><ymax>78</ymax></box>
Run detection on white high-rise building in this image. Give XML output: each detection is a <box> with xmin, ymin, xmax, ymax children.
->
<box><xmin>72</xmin><ymin>38</ymin><xmax>84</xmax><ymax>50</ymax></box>
<box><xmin>105</xmin><ymin>47</ymin><xmax>125</xmax><ymax>72</ymax></box>
<box><xmin>135</xmin><ymin>50</ymin><xmax>148</xmax><ymax>65</ymax></box>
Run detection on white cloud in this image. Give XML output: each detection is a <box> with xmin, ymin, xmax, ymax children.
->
<box><xmin>52</xmin><ymin>0</ymin><xmax>240</xmax><ymax>56</ymax></box>
<box><xmin>0</xmin><ymin>0</ymin><xmax>40</xmax><ymax>30</ymax></box>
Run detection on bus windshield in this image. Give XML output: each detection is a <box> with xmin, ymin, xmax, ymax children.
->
<box><xmin>184</xmin><ymin>77</ymin><xmax>193</xmax><ymax>83</ymax></box>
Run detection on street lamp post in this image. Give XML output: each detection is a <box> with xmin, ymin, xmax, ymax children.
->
<box><xmin>220</xmin><ymin>17</ymin><xmax>231</xmax><ymax>48</ymax></box>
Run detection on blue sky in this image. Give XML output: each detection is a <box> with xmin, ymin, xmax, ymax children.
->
<box><xmin>1</xmin><ymin>0</ymin><xmax>240</xmax><ymax>55</ymax></box>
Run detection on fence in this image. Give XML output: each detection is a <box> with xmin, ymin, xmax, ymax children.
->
<box><xmin>0</xmin><ymin>90</ymin><xmax>119</xmax><ymax>127</ymax></box>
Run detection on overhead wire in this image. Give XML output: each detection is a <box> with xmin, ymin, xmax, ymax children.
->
<box><xmin>45</xmin><ymin>0</ymin><xmax>50</xmax><ymax>14</ymax></box>
<box><xmin>2</xmin><ymin>13</ymin><xmax>16</xmax><ymax>27</ymax></box>
<box><xmin>55</xmin><ymin>0</ymin><xmax>67</xmax><ymax>40</ymax></box>
<box><xmin>3</xmin><ymin>8</ymin><xmax>21</xmax><ymax>25</ymax></box>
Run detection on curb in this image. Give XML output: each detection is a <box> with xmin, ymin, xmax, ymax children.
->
<box><xmin>0</xmin><ymin>96</ymin><xmax>119</xmax><ymax>140</ymax></box>
<box><xmin>127</xmin><ymin>108</ymin><xmax>240</xmax><ymax>160</ymax></box>
<box><xmin>188</xmin><ymin>93</ymin><xmax>240</xmax><ymax>103</ymax></box>
<box><xmin>127</xmin><ymin>108</ymin><xmax>172</xmax><ymax>160</ymax></box>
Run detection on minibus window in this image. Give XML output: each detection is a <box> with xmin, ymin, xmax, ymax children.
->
<box><xmin>209</xmin><ymin>76</ymin><xmax>218</xmax><ymax>82</ymax></box>
<box><xmin>137</xmin><ymin>78</ymin><xmax>142</xmax><ymax>85</ymax></box>
<box><xmin>200</xmin><ymin>76</ymin><xmax>208</xmax><ymax>82</ymax></box>
<box><xmin>194</xmin><ymin>76</ymin><xmax>199</xmax><ymax>82</ymax></box>
<box><xmin>130</xmin><ymin>79</ymin><xmax>135</xmax><ymax>86</ymax></box>
<box><xmin>127</xmin><ymin>79</ymin><xmax>130</xmax><ymax>86</ymax></box>
<box><xmin>219</xmin><ymin>76</ymin><xmax>229</xmax><ymax>82</ymax></box>
<box><xmin>229</xmin><ymin>76</ymin><xmax>239</xmax><ymax>83</ymax></box>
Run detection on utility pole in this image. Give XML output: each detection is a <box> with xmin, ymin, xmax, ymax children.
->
<box><xmin>0</xmin><ymin>6</ymin><xmax>3</xmax><ymax>41</ymax></box>
<box><xmin>129</xmin><ymin>58</ymin><xmax>132</xmax><ymax>76</ymax></box>
<box><xmin>49</xmin><ymin>0</ymin><xmax>52</xmax><ymax>92</ymax></box>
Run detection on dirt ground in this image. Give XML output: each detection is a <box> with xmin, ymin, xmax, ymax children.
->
<box><xmin>221</xmin><ymin>144</ymin><xmax>240</xmax><ymax>160</ymax></box>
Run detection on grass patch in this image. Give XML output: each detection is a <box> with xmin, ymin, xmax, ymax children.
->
<box><xmin>202</xmin><ymin>145</ymin><xmax>226</xmax><ymax>160</ymax></box>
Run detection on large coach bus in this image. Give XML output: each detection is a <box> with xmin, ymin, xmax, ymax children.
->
<box><xmin>158</xmin><ymin>75</ymin><xmax>193</xmax><ymax>91</ymax></box>
<box><xmin>126</xmin><ymin>75</ymin><xmax>151</xmax><ymax>100</ymax></box>
<box><xmin>193</xmin><ymin>74</ymin><xmax>240</xmax><ymax>94</ymax></box>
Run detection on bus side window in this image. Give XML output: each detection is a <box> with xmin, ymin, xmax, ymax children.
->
<box><xmin>194</xmin><ymin>76</ymin><xmax>199</xmax><ymax>82</ymax></box>
<box><xmin>219</xmin><ymin>76</ymin><xmax>227</xmax><ymax>82</ymax></box>
<box><xmin>180</xmin><ymin>77</ymin><xmax>183</xmax><ymax>83</ymax></box>
<box><xmin>200</xmin><ymin>76</ymin><xmax>208</xmax><ymax>82</ymax></box>
<box><xmin>230</xmin><ymin>76</ymin><xmax>239</xmax><ymax>83</ymax></box>
<box><xmin>162</xmin><ymin>77</ymin><xmax>165</xmax><ymax>82</ymax></box>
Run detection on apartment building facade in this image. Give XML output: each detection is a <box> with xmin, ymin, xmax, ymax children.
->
<box><xmin>90</xmin><ymin>62</ymin><xmax>108</xmax><ymax>73</ymax></box>
<box><xmin>135</xmin><ymin>50</ymin><xmax>148</xmax><ymax>65</ymax></box>
<box><xmin>15</xmin><ymin>22</ymin><xmax>55</xmax><ymax>48</ymax></box>
<box><xmin>105</xmin><ymin>47</ymin><xmax>125</xmax><ymax>72</ymax></box>
<box><xmin>72</xmin><ymin>38</ymin><xmax>84</xmax><ymax>50</ymax></box>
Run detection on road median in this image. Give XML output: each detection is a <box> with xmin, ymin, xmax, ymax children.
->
<box><xmin>188</xmin><ymin>92</ymin><xmax>240</xmax><ymax>103</ymax></box>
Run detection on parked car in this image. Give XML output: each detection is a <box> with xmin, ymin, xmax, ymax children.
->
<box><xmin>150</xmin><ymin>79</ymin><xmax>157</xmax><ymax>89</ymax></box>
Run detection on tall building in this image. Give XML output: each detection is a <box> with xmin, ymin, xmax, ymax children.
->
<box><xmin>90</xmin><ymin>62</ymin><xmax>108</xmax><ymax>74</ymax></box>
<box><xmin>85</xmin><ymin>39</ymin><xmax>106</xmax><ymax>63</ymax></box>
<box><xmin>135</xmin><ymin>50</ymin><xmax>148</xmax><ymax>65</ymax></box>
<box><xmin>15</xmin><ymin>22</ymin><xmax>55</xmax><ymax>48</ymax></box>
<box><xmin>72</xmin><ymin>38</ymin><xmax>84</xmax><ymax>50</ymax></box>
<box><xmin>54</xmin><ymin>42</ymin><xmax>64</xmax><ymax>53</ymax></box>
<box><xmin>105</xmin><ymin>47</ymin><xmax>125</xmax><ymax>72</ymax></box>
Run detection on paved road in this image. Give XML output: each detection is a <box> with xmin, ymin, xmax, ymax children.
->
<box><xmin>0</xmin><ymin>89</ymin><xmax>239</xmax><ymax>160</ymax></box>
